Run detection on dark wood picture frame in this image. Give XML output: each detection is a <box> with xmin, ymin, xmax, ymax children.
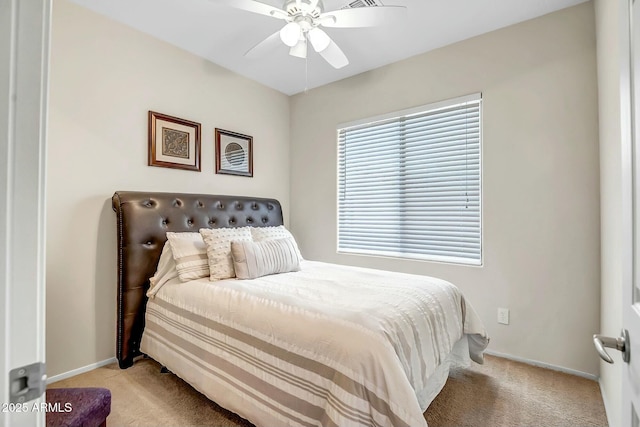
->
<box><xmin>215</xmin><ymin>128</ymin><xmax>253</xmax><ymax>177</ymax></box>
<box><xmin>148</xmin><ymin>111</ymin><xmax>201</xmax><ymax>171</ymax></box>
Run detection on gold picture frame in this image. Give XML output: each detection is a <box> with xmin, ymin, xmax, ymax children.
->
<box><xmin>148</xmin><ymin>111</ymin><xmax>201</xmax><ymax>171</ymax></box>
<box><xmin>215</xmin><ymin>128</ymin><xmax>253</xmax><ymax>177</ymax></box>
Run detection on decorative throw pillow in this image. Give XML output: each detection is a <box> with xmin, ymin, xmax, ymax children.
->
<box><xmin>200</xmin><ymin>227</ymin><xmax>252</xmax><ymax>281</ymax></box>
<box><xmin>250</xmin><ymin>225</ymin><xmax>303</xmax><ymax>261</ymax></box>
<box><xmin>166</xmin><ymin>232</ymin><xmax>209</xmax><ymax>282</ymax></box>
<box><xmin>148</xmin><ymin>241</ymin><xmax>179</xmax><ymax>298</ymax></box>
<box><xmin>231</xmin><ymin>238</ymin><xmax>301</xmax><ymax>280</ymax></box>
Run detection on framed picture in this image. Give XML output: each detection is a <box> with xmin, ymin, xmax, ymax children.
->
<box><xmin>148</xmin><ymin>111</ymin><xmax>201</xmax><ymax>171</ymax></box>
<box><xmin>215</xmin><ymin>128</ymin><xmax>253</xmax><ymax>177</ymax></box>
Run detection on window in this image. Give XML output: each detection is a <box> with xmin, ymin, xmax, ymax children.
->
<box><xmin>337</xmin><ymin>93</ymin><xmax>482</xmax><ymax>265</ymax></box>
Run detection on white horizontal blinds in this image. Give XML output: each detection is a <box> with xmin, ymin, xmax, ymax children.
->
<box><xmin>338</xmin><ymin>96</ymin><xmax>482</xmax><ymax>264</ymax></box>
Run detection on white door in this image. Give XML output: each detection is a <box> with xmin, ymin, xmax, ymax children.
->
<box><xmin>620</xmin><ymin>0</ymin><xmax>640</xmax><ymax>425</ymax></box>
<box><xmin>0</xmin><ymin>0</ymin><xmax>51</xmax><ymax>426</ymax></box>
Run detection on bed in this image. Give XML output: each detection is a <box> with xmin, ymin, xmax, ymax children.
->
<box><xmin>112</xmin><ymin>191</ymin><xmax>489</xmax><ymax>427</ymax></box>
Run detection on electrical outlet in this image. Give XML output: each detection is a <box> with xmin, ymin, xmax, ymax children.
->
<box><xmin>497</xmin><ymin>308</ymin><xmax>510</xmax><ymax>325</ymax></box>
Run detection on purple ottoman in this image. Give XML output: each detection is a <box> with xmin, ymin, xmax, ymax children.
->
<box><xmin>46</xmin><ymin>388</ymin><xmax>111</xmax><ymax>427</ymax></box>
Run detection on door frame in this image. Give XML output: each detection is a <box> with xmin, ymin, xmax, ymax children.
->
<box><xmin>623</xmin><ymin>0</ymin><xmax>638</xmax><ymax>425</ymax></box>
<box><xmin>0</xmin><ymin>0</ymin><xmax>51</xmax><ymax>425</ymax></box>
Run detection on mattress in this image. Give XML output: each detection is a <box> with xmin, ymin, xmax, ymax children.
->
<box><xmin>141</xmin><ymin>260</ymin><xmax>488</xmax><ymax>427</ymax></box>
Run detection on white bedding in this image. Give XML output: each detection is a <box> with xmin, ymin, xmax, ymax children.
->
<box><xmin>141</xmin><ymin>260</ymin><xmax>488</xmax><ymax>427</ymax></box>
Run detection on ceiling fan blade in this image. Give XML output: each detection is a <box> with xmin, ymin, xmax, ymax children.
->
<box><xmin>289</xmin><ymin>38</ymin><xmax>307</xmax><ymax>59</ymax></box>
<box><xmin>220</xmin><ymin>0</ymin><xmax>288</xmax><ymax>20</ymax></box>
<box><xmin>244</xmin><ymin>30</ymin><xmax>282</xmax><ymax>58</ymax></box>
<box><xmin>319</xmin><ymin>39</ymin><xmax>349</xmax><ymax>69</ymax></box>
<box><xmin>319</xmin><ymin>6</ymin><xmax>406</xmax><ymax>28</ymax></box>
<box><xmin>309</xmin><ymin>0</ymin><xmax>320</xmax><ymax>11</ymax></box>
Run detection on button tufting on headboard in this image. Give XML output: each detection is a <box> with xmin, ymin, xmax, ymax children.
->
<box><xmin>111</xmin><ymin>191</ymin><xmax>284</xmax><ymax>369</ymax></box>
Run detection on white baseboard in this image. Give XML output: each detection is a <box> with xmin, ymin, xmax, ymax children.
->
<box><xmin>484</xmin><ymin>349</ymin><xmax>598</xmax><ymax>381</ymax></box>
<box><xmin>46</xmin><ymin>357</ymin><xmax>117</xmax><ymax>385</ymax></box>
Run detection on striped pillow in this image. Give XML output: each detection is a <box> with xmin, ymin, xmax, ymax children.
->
<box><xmin>251</xmin><ymin>225</ymin><xmax>303</xmax><ymax>261</ymax></box>
<box><xmin>166</xmin><ymin>232</ymin><xmax>209</xmax><ymax>282</ymax></box>
<box><xmin>200</xmin><ymin>227</ymin><xmax>252</xmax><ymax>281</ymax></box>
<box><xmin>148</xmin><ymin>241</ymin><xmax>179</xmax><ymax>297</ymax></box>
<box><xmin>230</xmin><ymin>238</ymin><xmax>301</xmax><ymax>280</ymax></box>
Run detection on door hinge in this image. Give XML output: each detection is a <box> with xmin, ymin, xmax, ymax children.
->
<box><xmin>9</xmin><ymin>362</ymin><xmax>46</xmax><ymax>404</ymax></box>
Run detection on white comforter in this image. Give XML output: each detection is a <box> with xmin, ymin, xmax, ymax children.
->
<box><xmin>142</xmin><ymin>260</ymin><xmax>489</xmax><ymax>427</ymax></box>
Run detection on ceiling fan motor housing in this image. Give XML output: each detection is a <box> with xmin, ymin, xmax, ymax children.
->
<box><xmin>284</xmin><ymin>0</ymin><xmax>323</xmax><ymax>19</ymax></box>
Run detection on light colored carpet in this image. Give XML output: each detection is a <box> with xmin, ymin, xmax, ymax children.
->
<box><xmin>49</xmin><ymin>355</ymin><xmax>607</xmax><ymax>427</ymax></box>
<box><xmin>424</xmin><ymin>355</ymin><xmax>607</xmax><ymax>427</ymax></box>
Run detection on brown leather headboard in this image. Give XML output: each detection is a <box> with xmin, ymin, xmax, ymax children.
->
<box><xmin>111</xmin><ymin>191</ymin><xmax>284</xmax><ymax>369</ymax></box>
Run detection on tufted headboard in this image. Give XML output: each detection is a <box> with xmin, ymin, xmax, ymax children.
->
<box><xmin>111</xmin><ymin>191</ymin><xmax>284</xmax><ymax>369</ymax></box>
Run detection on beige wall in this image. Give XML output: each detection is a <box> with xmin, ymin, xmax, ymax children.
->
<box><xmin>47</xmin><ymin>0</ymin><xmax>602</xmax><ymax>379</ymax></box>
<box><xmin>595</xmin><ymin>0</ymin><xmax>624</xmax><ymax>424</ymax></box>
<box><xmin>290</xmin><ymin>3</ymin><xmax>601</xmax><ymax>375</ymax></box>
<box><xmin>46</xmin><ymin>0</ymin><xmax>290</xmax><ymax>376</ymax></box>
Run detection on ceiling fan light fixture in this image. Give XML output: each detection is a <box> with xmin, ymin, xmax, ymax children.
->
<box><xmin>289</xmin><ymin>38</ymin><xmax>308</xmax><ymax>58</ymax></box>
<box><xmin>308</xmin><ymin>27</ymin><xmax>331</xmax><ymax>52</ymax></box>
<box><xmin>280</xmin><ymin>22</ymin><xmax>302</xmax><ymax>47</ymax></box>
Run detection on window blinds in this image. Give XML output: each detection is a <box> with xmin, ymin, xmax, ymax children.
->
<box><xmin>337</xmin><ymin>94</ymin><xmax>482</xmax><ymax>265</ymax></box>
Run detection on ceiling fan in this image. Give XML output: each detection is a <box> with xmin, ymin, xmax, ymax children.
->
<box><xmin>223</xmin><ymin>0</ymin><xmax>407</xmax><ymax>69</ymax></box>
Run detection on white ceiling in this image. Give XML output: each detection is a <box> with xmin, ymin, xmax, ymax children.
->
<box><xmin>68</xmin><ymin>0</ymin><xmax>588</xmax><ymax>95</ymax></box>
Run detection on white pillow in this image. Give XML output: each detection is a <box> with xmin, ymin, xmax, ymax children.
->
<box><xmin>250</xmin><ymin>225</ymin><xmax>303</xmax><ymax>261</ymax></box>
<box><xmin>147</xmin><ymin>241</ymin><xmax>179</xmax><ymax>298</ymax></box>
<box><xmin>166</xmin><ymin>232</ymin><xmax>209</xmax><ymax>282</ymax></box>
<box><xmin>231</xmin><ymin>238</ymin><xmax>301</xmax><ymax>280</ymax></box>
<box><xmin>200</xmin><ymin>227</ymin><xmax>252</xmax><ymax>281</ymax></box>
